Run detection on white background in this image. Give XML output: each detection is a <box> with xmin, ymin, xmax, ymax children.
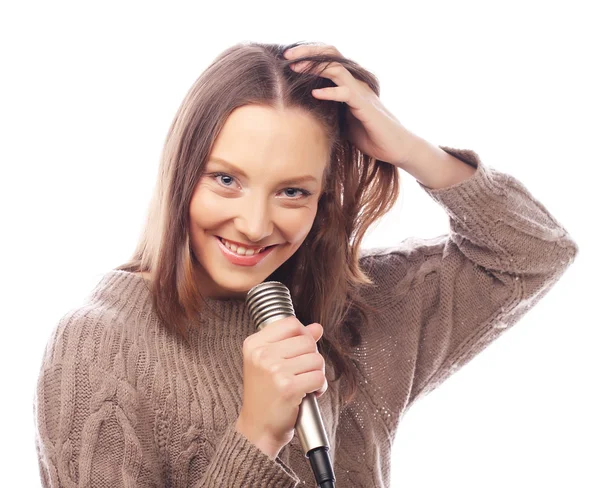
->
<box><xmin>1</xmin><ymin>1</ymin><xmax>597</xmax><ymax>486</ymax></box>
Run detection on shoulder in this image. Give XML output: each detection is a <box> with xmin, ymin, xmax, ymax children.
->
<box><xmin>39</xmin><ymin>302</ymin><xmax>124</xmax><ymax>370</ymax></box>
<box><xmin>36</xmin><ymin>301</ymin><xmax>163</xmax><ymax>416</ymax></box>
<box><xmin>40</xmin><ymin>270</ymin><xmax>161</xmax><ymax>369</ymax></box>
<box><xmin>39</xmin><ymin>279</ymin><xmax>158</xmax><ymax>374</ymax></box>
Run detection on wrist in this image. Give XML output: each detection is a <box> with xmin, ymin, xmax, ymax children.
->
<box><xmin>392</xmin><ymin>129</ymin><xmax>426</xmax><ymax>169</ymax></box>
<box><xmin>235</xmin><ymin>416</ymin><xmax>282</xmax><ymax>460</ymax></box>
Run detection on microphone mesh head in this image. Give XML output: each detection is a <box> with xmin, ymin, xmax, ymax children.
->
<box><xmin>245</xmin><ymin>281</ymin><xmax>295</xmax><ymax>329</ymax></box>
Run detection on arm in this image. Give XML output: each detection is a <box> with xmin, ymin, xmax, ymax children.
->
<box><xmin>34</xmin><ymin>314</ymin><xmax>301</xmax><ymax>488</ymax></box>
<box><xmin>355</xmin><ymin>145</ymin><xmax>579</xmax><ymax>430</ymax></box>
<box><xmin>397</xmin><ymin>131</ymin><xmax>478</xmax><ymax>190</ymax></box>
<box><xmin>34</xmin><ymin>360</ymin><xmax>163</xmax><ymax>487</ymax></box>
<box><xmin>410</xmin><ymin>145</ymin><xmax>578</xmax><ymax>403</ymax></box>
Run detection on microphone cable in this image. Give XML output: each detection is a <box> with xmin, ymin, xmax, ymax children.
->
<box><xmin>246</xmin><ymin>281</ymin><xmax>336</xmax><ymax>488</ymax></box>
<box><xmin>307</xmin><ymin>446</ymin><xmax>335</xmax><ymax>488</ymax></box>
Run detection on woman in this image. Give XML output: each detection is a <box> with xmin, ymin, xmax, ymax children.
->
<box><xmin>33</xmin><ymin>41</ymin><xmax>578</xmax><ymax>487</ymax></box>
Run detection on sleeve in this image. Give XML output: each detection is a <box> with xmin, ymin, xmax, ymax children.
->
<box><xmin>34</xmin><ymin>354</ymin><xmax>301</xmax><ymax>488</ymax></box>
<box><xmin>34</xmin><ymin>360</ymin><xmax>164</xmax><ymax>487</ymax></box>
<box><xmin>356</xmin><ymin>145</ymin><xmax>579</xmax><ymax>424</ymax></box>
<box><xmin>193</xmin><ymin>423</ymin><xmax>301</xmax><ymax>488</ymax></box>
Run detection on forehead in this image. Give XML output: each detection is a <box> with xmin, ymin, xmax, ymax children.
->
<box><xmin>209</xmin><ymin>105</ymin><xmax>330</xmax><ymax>177</ymax></box>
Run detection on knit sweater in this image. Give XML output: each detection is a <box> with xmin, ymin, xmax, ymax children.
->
<box><xmin>33</xmin><ymin>146</ymin><xmax>578</xmax><ymax>487</ymax></box>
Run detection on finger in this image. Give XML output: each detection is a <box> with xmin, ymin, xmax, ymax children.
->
<box><xmin>259</xmin><ymin>316</ymin><xmax>311</xmax><ymax>343</ymax></box>
<box><xmin>276</xmin><ymin>334</ymin><xmax>319</xmax><ymax>359</ymax></box>
<box><xmin>314</xmin><ymin>378</ymin><xmax>328</xmax><ymax>398</ymax></box>
<box><xmin>297</xmin><ymin>64</ymin><xmax>360</xmax><ymax>104</ymax></box>
<box><xmin>284</xmin><ymin>352</ymin><xmax>325</xmax><ymax>376</ymax></box>
<box><xmin>284</xmin><ymin>44</ymin><xmax>342</xmax><ymax>59</ymax></box>
<box><xmin>293</xmin><ymin>370</ymin><xmax>327</xmax><ymax>400</ymax></box>
<box><xmin>292</xmin><ymin>61</ymin><xmax>354</xmax><ymax>86</ymax></box>
<box><xmin>312</xmin><ymin>86</ymin><xmax>352</xmax><ymax>103</ymax></box>
<box><xmin>306</xmin><ymin>322</ymin><xmax>323</xmax><ymax>340</ymax></box>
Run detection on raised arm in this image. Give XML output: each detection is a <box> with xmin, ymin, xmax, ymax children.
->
<box><xmin>355</xmin><ymin>145</ymin><xmax>578</xmax><ymax>433</ymax></box>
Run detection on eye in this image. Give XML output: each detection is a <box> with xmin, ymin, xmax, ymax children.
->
<box><xmin>282</xmin><ymin>188</ymin><xmax>312</xmax><ymax>198</ymax></box>
<box><xmin>209</xmin><ymin>172</ymin><xmax>313</xmax><ymax>199</ymax></box>
<box><xmin>213</xmin><ymin>173</ymin><xmax>235</xmax><ymax>187</ymax></box>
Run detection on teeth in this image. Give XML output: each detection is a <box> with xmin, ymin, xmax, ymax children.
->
<box><xmin>220</xmin><ymin>237</ymin><xmax>265</xmax><ymax>256</ymax></box>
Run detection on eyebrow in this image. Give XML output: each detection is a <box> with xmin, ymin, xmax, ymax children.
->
<box><xmin>208</xmin><ymin>157</ymin><xmax>319</xmax><ymax>186</ymax></box>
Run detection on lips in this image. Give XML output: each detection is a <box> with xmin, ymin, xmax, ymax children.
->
<box><xmin>215</xmin><ymin>236</ymin><xmax>276</xmax><ymax>267</ymax></box>
<box><xmin>218</xmin><ymin>236</ymin><xmax>270</xmax><ymax>255</ymax></box>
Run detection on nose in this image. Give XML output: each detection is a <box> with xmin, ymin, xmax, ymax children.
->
<box><xmin>234</xmin><ymin>198</ymin><xmax>274</xmax><ymax>244</ymax></box>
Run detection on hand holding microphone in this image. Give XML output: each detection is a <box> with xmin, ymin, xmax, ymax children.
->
<box><xmin>238</xmin><ymin>281</ymin><xmax>336</xmax><ymax>488</ymax></box>
<box><xmin>235</xmin><ymin>317</ymin><xmax>327</xmax><ymax>460</ymax></box>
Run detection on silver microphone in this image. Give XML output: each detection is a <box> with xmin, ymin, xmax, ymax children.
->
<box><xmin>245</xmin><ymin>281</ymin><xmax>336</xmax><ymax>488</ymax></box>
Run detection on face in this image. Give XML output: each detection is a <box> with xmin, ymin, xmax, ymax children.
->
<box><xmin>188</xmin><ymin>104</ymin><xmax>330</xmax><ymax>299</ymax></box>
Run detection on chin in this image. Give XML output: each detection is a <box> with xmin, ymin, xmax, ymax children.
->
<box><xmin>211</xmin><ymin>273</ymin><xmax>267</xmax><ymax>295</ymax></box>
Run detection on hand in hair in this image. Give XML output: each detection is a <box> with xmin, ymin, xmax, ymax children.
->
<box><xmin>284</xmin><ymin>43</ymin><xmax>419</xmax><ymax>168</ymax></box>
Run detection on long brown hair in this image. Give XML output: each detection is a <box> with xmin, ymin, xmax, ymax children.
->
<box><xmin>115</xmin><ymin>41</ymin><xmax>401</xmax><ymax>406</ymax></box>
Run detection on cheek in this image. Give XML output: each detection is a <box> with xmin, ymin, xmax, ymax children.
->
<box><xmin>274</xmin><ymin>205</ymin><xmax>317</xmax><ymax>249</ymax></box>
<box><xmin>189</xmin><ymin>186</ymin><xmax>225</xmax><ymax>229</ymax></box>
<box><xmin>276</xmin><ymin>207</ymin><xmax>318</xmax><ymax>244</ymax></box>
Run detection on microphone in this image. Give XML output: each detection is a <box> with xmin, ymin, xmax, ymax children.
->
<box><xmin>245</xmin><ymin>281</ymin><xmax>336</xmax><ymax>488</ymax></box>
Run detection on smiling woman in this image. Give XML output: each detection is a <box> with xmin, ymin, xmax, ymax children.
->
<box><xmin>34</xmin><ymin>39</ymin><xmax>578</xmax><ymax>488</ymax></box>
<box><xmin>34</xmin><ymin>40</ymin><xmax>405</xmax><ymax>487</ymax></box>
<box><xmin>188</xmin><ymin>104</ymin><xmax>329</xmax><ymax>299</ymax></box>
<box><xmin>107</xmin><ymin>42</ymin><xmax>398</xmax><ymax>411</ymax></box>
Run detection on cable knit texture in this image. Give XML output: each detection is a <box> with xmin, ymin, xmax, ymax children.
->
<box><xmin>33</xmin><ymin>146</ymin><xmax>579</xmax><ymax>487</ymax></box>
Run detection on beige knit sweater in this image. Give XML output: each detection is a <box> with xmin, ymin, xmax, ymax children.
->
<box><xmin>33</xmin><ymin>146</ymin><xmax>579</xmax><ymax>487</ymax></box>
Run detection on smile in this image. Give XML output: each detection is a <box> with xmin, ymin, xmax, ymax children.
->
<box><xmin>218</xmin><ymin>236</ymin><xmax>268</xmax><ymax>255</ymax></box>
<box><xmin>215</xmin><ymin>236</ymin><xmax>277</xmax><ymax>267</ymax></box>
